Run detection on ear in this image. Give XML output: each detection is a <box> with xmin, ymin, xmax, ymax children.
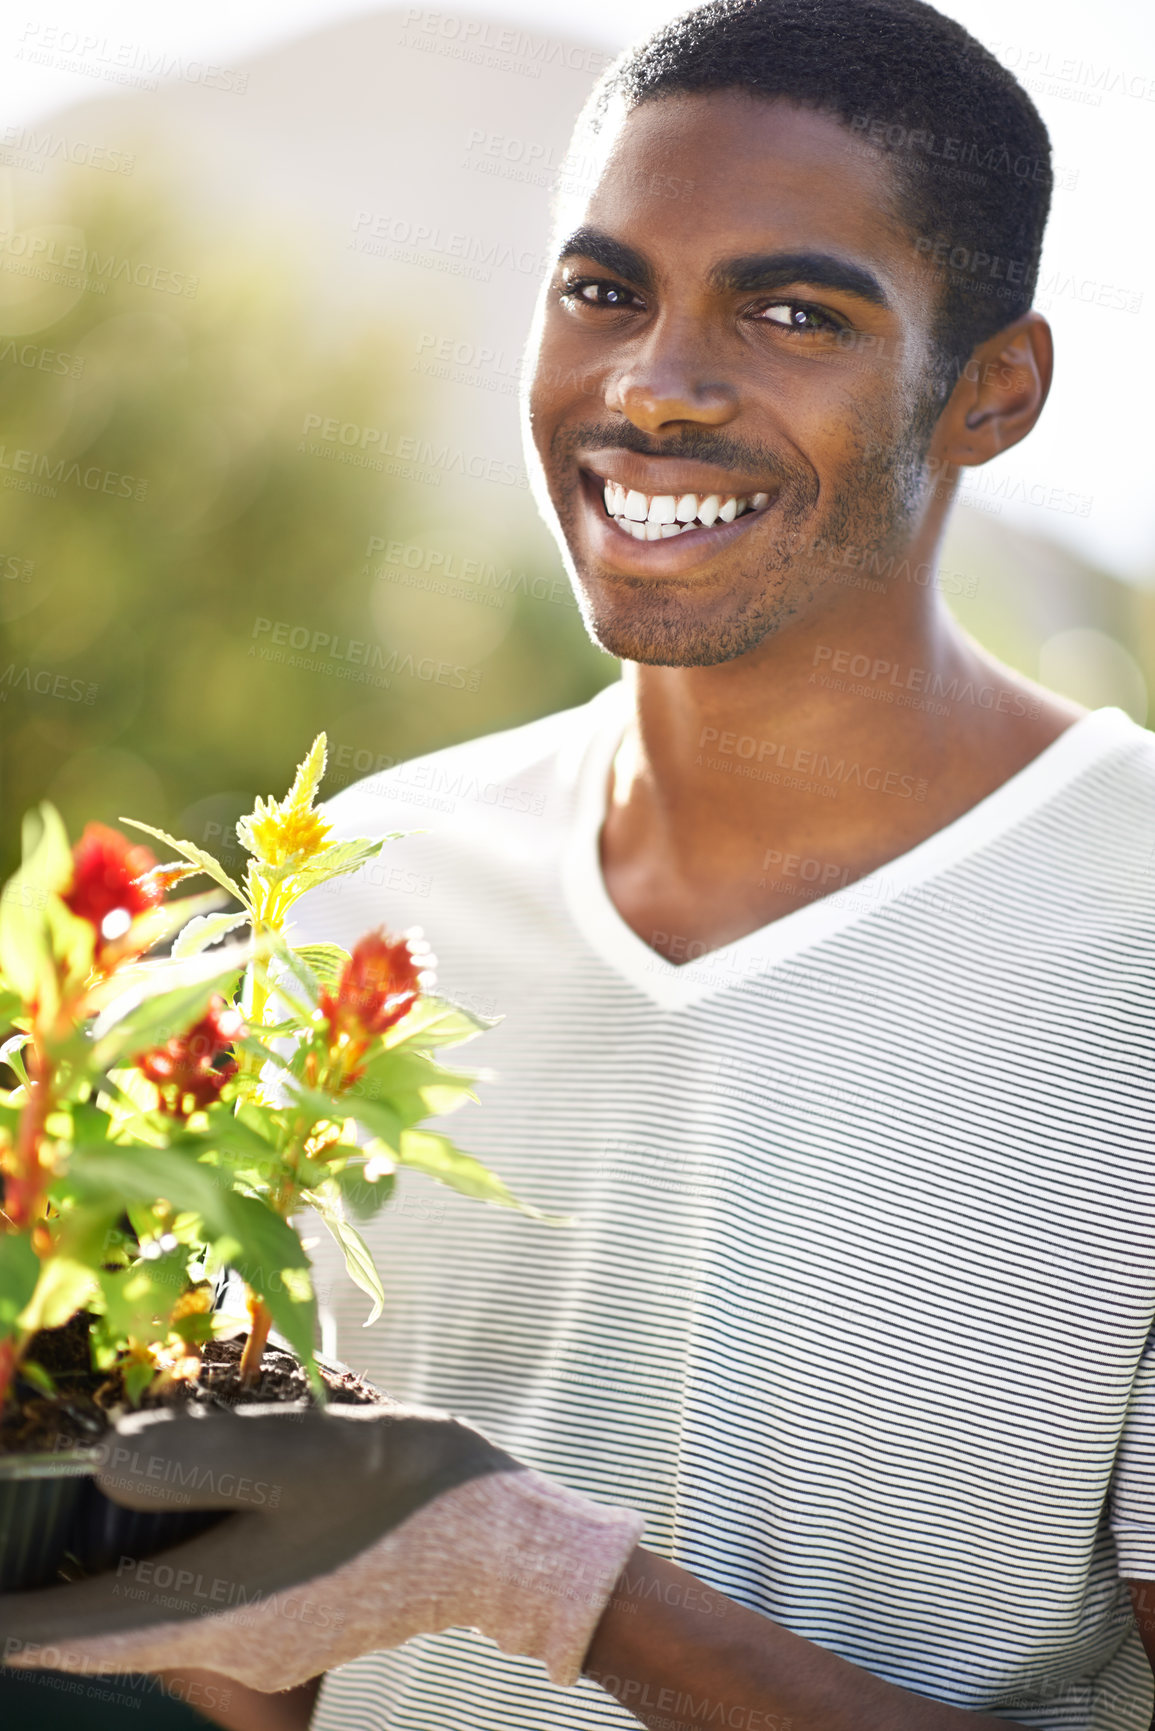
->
<box><xmin>928</xmin><ymin>311</ymin><xmax>1053</xmax><ymax>469</ymax></box>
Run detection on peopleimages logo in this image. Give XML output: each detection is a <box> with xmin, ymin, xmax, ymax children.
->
<box><xmin>696</xmin><ymin>726</ymin><xmax>927</xmax><ymax>802</ymax></box>
<box><xmin>0</xmin><ymin>229</ymin><xmax>197</xmax><ymax>295</ymax></box>
<box><xmin>0</xmin><ymin>446</ymin><xmax>147</xmax><ymax>501</ymax></box>
<box><xmin>248</xmin><ymin>618</ymin><xmax>481</xmax><ymax>693</ymax></box>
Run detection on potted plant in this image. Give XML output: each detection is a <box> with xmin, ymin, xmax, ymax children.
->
<box><xmin>0</xmin><ymin>735</ymin><xmax>556</xmax><ymax>1591</ymax></box>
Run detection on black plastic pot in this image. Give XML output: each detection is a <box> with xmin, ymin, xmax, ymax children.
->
<box><xmin>0</xmin><ymin>1446</ymin><xmax>223</xmax><ymax>1592</ymax></box>
<box><xmin>0</xmin><ymin>1338</ymin><xmax>368</xmax><ymax>1592</ymax></box>
<box><xmin>0</xmin><ymin>1451</ymin><xmax>94</xmax><ymax>1592</ymax></box>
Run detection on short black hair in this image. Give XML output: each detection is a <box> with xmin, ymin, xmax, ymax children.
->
<box><xmin>584</xmin><ymin>0</ymin><xmax>1052</xmax><ymax>389</ymax></box>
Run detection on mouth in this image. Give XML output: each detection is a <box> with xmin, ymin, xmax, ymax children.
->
<box><xmin>600</xmin><ymin>479</ymin><xmax>772</xmax><ymax>540</ymax></box>
<box><xmin>575</xmin><ymin>464</ymin><xmax>778</xmax><ymax>574</ymax></box>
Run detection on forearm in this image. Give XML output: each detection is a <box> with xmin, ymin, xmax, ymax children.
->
<box><xmin>584</xmin><ymin>1549</ymin><xmax>1019</xmax><ymax>1731</ymax></box>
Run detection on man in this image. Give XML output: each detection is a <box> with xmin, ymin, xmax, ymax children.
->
<box><xmin>289</xmin><ymin>0</ymin><xmax>1155</xmax><ymax>1721</ymax></box>
<box><xmin>5</xmin><ymin>1</ymin><xmax>1153</xmax><ymax>1726</ymax></box>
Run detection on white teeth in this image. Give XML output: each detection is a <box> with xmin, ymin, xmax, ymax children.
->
<box><xmin>604</xmin><ymin>483</ymin><xmax>773</xmax><ymax>536</ymax></box>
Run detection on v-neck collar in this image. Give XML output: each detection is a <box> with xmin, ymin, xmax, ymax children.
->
<box><xmin>559</xmin><ymin>678</ymin><xmax>1133</xmax><ymax>1011</ymax></box>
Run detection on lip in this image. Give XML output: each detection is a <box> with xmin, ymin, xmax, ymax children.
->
<box><xmin>575</xmin><ymin>465</ymin><xmax>776</xmax><ymax>576</ymax></box>
<box><xmin>581</xmin><ymin>450</ymin><xmax>773</xmax><ymax>500</ymax></box>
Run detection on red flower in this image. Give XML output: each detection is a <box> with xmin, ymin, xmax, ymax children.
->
<box><xmin>64</xmin><ymin>824</ymin><xmax>163</xmax><ymax>962</ymax></box>
<box><xmin>136</xmin><ymin>996</ymin><xmax>245</xmax><ymax>1117</ymax></box>
<box><xmin>320</xmin><ymin>930</ymin><xmax>422</xmax><ymax>1059</ymax></box>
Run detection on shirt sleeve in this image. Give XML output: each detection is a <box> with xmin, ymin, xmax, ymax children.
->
<box><xmin>1110</xmin><ymin>1315</ymin><xmax>1155</xmax><ymax>1579</ymax></box>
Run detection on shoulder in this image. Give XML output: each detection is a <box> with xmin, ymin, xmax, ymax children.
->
<box><xmin>320</xmin><ymin>682</ymin><xmax>624</xmax><ymax>841</ymax></box>
<box><xmin>1066</xmin><ymin>706</ymin><xmax>1155</xmax><ymax>809</ymax></box>
<box><xmin>1040</xmin><ymin>707</ymin><xmax>1155</xmax><ymax>920</ymax></box>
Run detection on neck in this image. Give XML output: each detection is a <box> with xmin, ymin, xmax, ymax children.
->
<box><xmin>600</xmin><ymin>545</ymin><xmax>1081</xmax><ymax>955</ymax></box>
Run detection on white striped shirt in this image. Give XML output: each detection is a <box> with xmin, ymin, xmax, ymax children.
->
<box><xmin>295</xmin><ymin>680</ymin><xmax>1155</xmax><ymax>1731</ymax></box>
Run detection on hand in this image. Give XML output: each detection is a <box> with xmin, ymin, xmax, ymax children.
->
<box><xmin>0</xmin><ymin>1399</ymin><xmax>643</xmax><ymax>1694</ymax></box>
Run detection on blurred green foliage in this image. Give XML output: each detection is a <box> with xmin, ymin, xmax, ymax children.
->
<box><xmin>0</xmin><ymin>166</ymin><xmax>613</xmax><ymax>878</ymax></box>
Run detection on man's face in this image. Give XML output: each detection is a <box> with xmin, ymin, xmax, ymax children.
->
<box><xmin>525</xmin><ymin>91</ymin><xmax>948</xmax><ymax>667</ymax></box>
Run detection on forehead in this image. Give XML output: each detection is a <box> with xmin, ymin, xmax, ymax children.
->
<box><xmin>568</xmin><ymin>91</ymin><xmax>911</xmax><ymax>274</ymax></box>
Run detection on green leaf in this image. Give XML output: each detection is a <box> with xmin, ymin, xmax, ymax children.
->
<box><xmin>233</xmin><ymin>1033</ymin><xmax>296</xmax><ymax>1075</ymax></box>
<box><xmin>334</xmin><ymin>1092</ymin><xmax>403</xmax><ymax>1151</ymax></box>
<box><xmin>63</xmin><ymin>1145</ymin><xmax>238</xmax><ymax>1235</ymax></box>
<box><xmin>89</xmin><ymin>949</ymin><xmax>249</xmax><ymax>1070</ymax></box>
<box><xmin>352</xmin><ymin>1046</ymin><xmax>479</xmax><ymax>1121</ymax></box>
<box><xmin>17</xmin><ymin>1359</ymin><xmax>57</xmax><ymax>1396</ymax></box>
<box><xmin>194</xmin><ymin>1104</ymin><xmax>284</xmax><ymax>1189</ymax></box>
<box><xmin>0</xmin><ymin>882</ymin><xmax>58</xmax><ymax>1008</ymax></box>
<box><xmin>283</xmin><ymin>1078</ymin><xmax>405</xmax><ymax>1155</ymax></box>
<box><xmin>397</xmin><ymin>1129</ymin><xmax>572</xmax><ymax>1225</ymax></box>
<box><xmin>171</xmin><ymin>909</ymin><xmax>251</xmax><ymax>959</ymax></box>
<box><xmin>282</xmin><ymin>836</ymin><xmax>398</xmax><ymax>900</ymax></box>
<box><xmin>120</xmin><ymin>819</ymin><xmax>248</xmax><ymax>907</ymax></box>
<box><xmin>292</xmin><ymin>943</ymin><xmax>349</xmax><ymax>988</ymax></box>
<box><xmin>217</xmin><ymin>1194</ymin><xmax>320</xmax><ymax>1392</ymax></box>
<box><xmin>122</xmin><ymin>890</ymin><xmax>233</xmax><ymax>961</ymax></box>
<box><xmin>384</xmin><ymin>994</ymin><xmax>501</xmax><ymax>1051</ymax></box>
<box><xmin>0</xmin><ymin>803</ymin><xmax>85</xmax><ymax>1008</ymax></box>
<box><xmin>332</xmin><ymin>1157</ymin><xmax>397</xmax><ymax>1220</ymax></box>
<box><xmin>307</xmin><ymin>1186</ymin><xmax>386</xmax><ymax>1326</ymax></box>
<box><xmin>265</xmin><ymin>935</ymin><xmax>322</xmax><ymax>1005</ymax></box>
<box><xmin>21</xmin><ymin>803</ymin><xmax>73</xmax><ymax>892</ymax></box>
<box><xmin>123</xmin><ymin>1359</ymin><xmax>158</xmax><ymax>1405</ymax></box>
<box><xmin>281</xmin><ymin>1080</ymin><xmax>351</xmax><ymax>1126</ymax></box>
<box><xmin>204</xmin><ymin>1100</ymin><xmax>282</xmax><ymax>1156</ymax></box>
<box><xmin>0</xmin><ymin>1233</ymin><xmax>40</xmax><ymax>1337</ymax></box>
<box><xmin>94</xmin><ymin>1255</ymin><xmax>186</xmax><ymax>1342</ymax></box>
<box><xmin>19</xmin><ymin>1257</ymin><xmax>99</xmax><ymax>1333</ymax></box>
<box><xmin>49</xmin><ymin>1200</ymin><xmax>128</xmax><ymax>1269</ymax></box>
<box><xmin>43</xmin><ymin>897</ymin><xmax>98</xmax><ymax>985</ymax></box>
<box><xmin>0</xmin><ymin>1033</ymin><xmax>30</xmax><ymax>1088</ymax></box>
<box><xmin>285</xmin><ymin>733</ymin><xmax>327</xmax><ymax>811</ymax></box>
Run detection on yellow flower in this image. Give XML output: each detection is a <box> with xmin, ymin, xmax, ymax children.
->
<box><xmin>242</xmin><ymin>800</ymin><xmax>332</xmax><ymax>869</ymax></box>
<box><xmin>236</xmin><ymin>735</ymin><xmax>333</xmax><ymax>870</ymax></box>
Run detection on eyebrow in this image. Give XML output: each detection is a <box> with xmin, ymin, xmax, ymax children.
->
<box><xmin>557</xmin><ymin>227</ymin><xmax>655</xmax><ymax>293</ymax></box>
<box><xmin>711</xmin><ymin>250</ymin><xmax>890</xmax><ymax>308</ymax></box>
<box><xmin>557</xmin><ymin>227</ymin><xmax>890</xmax><ymax>310</ymax></box>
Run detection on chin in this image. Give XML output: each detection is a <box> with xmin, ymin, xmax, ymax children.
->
<box><xmin>575</xmin><ymin>572</ymin><xmax>800</xmax><ymax>669</ymax></box>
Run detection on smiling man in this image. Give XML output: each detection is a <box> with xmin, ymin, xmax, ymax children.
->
<box><xmin>295</xmin><ymin>0</ymin><xmax>1155</xmax><ymax>1725</ymax></box>
<box><xmin>278</xmin><ymin>0</ymin><xmax>1155</xmax><ymax>1723</ymax></box>
<box><xmin>8</xmin><ymin>1</ymin><xmax>1153</xmax><ymax>1728</ymax></box>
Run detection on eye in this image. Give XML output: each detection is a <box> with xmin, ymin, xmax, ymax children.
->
<box><xmin>752</xmin><ymin>302</ymin><xmax>843</xmax><ymax>335</ymax></box>
<box><xmin>558</xmin><ymin>277</ymin><xmax>642</xmax><ymax>311</ymax></box>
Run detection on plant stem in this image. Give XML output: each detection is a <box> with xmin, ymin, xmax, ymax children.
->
<box><xmin>0</xmin><ymin>1335</ymin><xmax>21</xmax><ymax>1412</ymax></box>
<box><xmin>239</xmin><ymin>1292</ymin><xmax>273</xmax><ymax>1386</ymax></box>
<box><xmin>9</xmin><ymin>1037</ymin><xmax>52</xmax><ymax>1231</ymax></box>
<box><xmin>235</xmin><ymin>880</ymin><xmax>300</xmax><ymax>1388</ymax></box>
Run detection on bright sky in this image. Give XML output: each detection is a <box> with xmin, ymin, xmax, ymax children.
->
<box><xmin>3</xmin><ymin>0</ymin><xmax>1154</xmax><ymax>581</ymax></box>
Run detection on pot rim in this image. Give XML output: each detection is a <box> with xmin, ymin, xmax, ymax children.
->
<box><xmin>0</xmin><ymin>1447</ymin><xmax>103</xmax><ymax>1480</ymax></box>
<box><xmin>0</xmin><ymin>1338</ymin><xmax>375</xmax><ymax>1480</ymax></box>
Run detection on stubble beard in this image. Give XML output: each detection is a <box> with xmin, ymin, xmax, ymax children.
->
<box><xmin>555</xmin><ymin>413</ymin><xmax>935</xmax><ymax>669</ymax></box>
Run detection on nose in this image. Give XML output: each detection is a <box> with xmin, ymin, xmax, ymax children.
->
<box><xmin>607</xmin><ymin>314</ymin><xmax>739</xmax><ymax>434</ymax></box>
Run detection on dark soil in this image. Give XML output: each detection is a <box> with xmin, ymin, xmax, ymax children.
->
<box><xmin>0</xmin><ymin>1313</ymin><xmax>384</xmax><ymax>1456</ymax></box>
